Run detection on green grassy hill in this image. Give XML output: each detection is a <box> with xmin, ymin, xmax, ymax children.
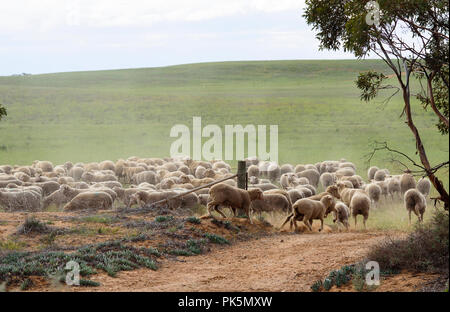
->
<box><xmin>0</xmin><ymin>59</ymin><xmax>447</xmax><ymax>183</ymax></box>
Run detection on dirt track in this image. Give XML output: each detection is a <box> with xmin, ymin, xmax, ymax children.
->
<box><xmin>66</xmin><ymin>230</ymin><xmax>404</xmax><ymax>292</ymax></box>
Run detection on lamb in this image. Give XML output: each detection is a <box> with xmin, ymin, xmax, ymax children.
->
<box><xmin>296</xmin><ymin>169</ymin><xmax>320</xmax><ymax>187</ymax></box>
<box><xmin>333</xmin><ymin>202</ymin><xmax>350</xmax><ymax>230</ymax></box>
<box><xmin>404</xmin><ymin>189</ymin><xmax>426</xmax><ymax>223</ymax></box>
<box><xmin>207</xmin><ymin>183</ymin><xmax>264</xmax><ymax>224</ymax></box>
<box><xmin>320</xmin><ymin>172</ymin><xmax>336</xmax><ymax>189</ymax></box>
<box><xmin>349</xmin><ymin>192</ymin><xmax>371</xmax><ymax>229</ymax></box>
<box><xmin>364</xmin><ymin>183</ymin><xmax>382</xmax><ymax>207</ymax></box>
<box><xmin>280</xmin><ymin>195</ymin><xmax>334</xmax><ymax>232</ymax></box>
<box><xmin>400</xmin><ymin>173</ymin><xmax>416</xmax><ymax>194</ymax></box>
<box><xmin>280</xmin><ymin>173</ymin><xmax>296</xmax><ymax>189</ymax></box>
<box><xmin>63</xmin><ymin>191</ymin><xmax>113</xmax><ymax>211</ymax></box>
<box><xmin>417</xmin><ymin>177</ymin><xmax>431</xmax><ymax>197</ymax></box>
<box><xmin>287</xmin><ymin>189</ymin><xmax>305</xmax><ymax>205</ymax></box>
<box><xmin>337</xmin><ymin>182</ymin><xmax>365</xmax><ymax>206</ymax></box>
<box><xmin>367</xmin><ymin>166</ymin><xmax>379</xmax><ymax>180</ymax></box>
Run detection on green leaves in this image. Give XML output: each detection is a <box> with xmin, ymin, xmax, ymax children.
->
<box><xmin>355</xmin><ymin>71</ymin><xmax>387</xmax><ymax>102</ymax></box>
<box><xmin>0</xmin><ymin>104</ymin><xmax>6</xmax><ymax>121</ymax></box>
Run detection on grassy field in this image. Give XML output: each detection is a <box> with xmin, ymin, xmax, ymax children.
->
<box><xmin>0</xmin><ymin>59</ymin><xmax>448</xmax><ymax>188</ymax></box>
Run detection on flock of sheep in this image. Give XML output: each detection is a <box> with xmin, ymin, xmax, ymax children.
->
<box><xmin>0</xmin><ymin>156</ymin><xmax>431</xmax><ymax>231</ymax></box>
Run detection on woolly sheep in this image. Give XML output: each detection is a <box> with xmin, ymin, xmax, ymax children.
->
<box><xmin>367</xmin><ymin>166</ymin><xmax>379</xmax><ymax>180</ymax></box>
<box><xmin>0</xmin><ymin>189</ymin><xmax>41</xmax><ymax>212</ymax></box>
<box><xmin>320</xmin><ymin>172</ymin><xmax>336</xmax><ymax>189</ymax></box>
<box><xmin>349</xmin><ymin>192</ymin><xmax>371</xmax><ymax>229</ymax></box>
<box><xmin>404</xmin><ymin>189</ymin><xmax>426</xmax><ymax>223</ymax></box>
<box><xmin>297</xmin><ymin>169</ymin><xmax>320</xmax><ymax>187</ymax></box>
<box><xmin>333</xmin><ymin>202</ymin><xmax>350</xmax><ymax>230</ymax></box>
<box><xmin>387</xmin><ymin>178</ymin><xmax>401</xmax><ymax>199</ymax></box>
<box><xmin>280</xmin><ymin>164</ymin><xmax>294</xmax><ymax>175</ymax></box>
<box><xmin>207</xmin><ymin>183</ymin><xmax>263</xmax><ymax>223</ymax></box>
<box><xmin>251</xmin><ymin>193</ymin><xmax>291</xmax><ymax>216</ymax></box>
<box><xmin>374</xmin><ymin>169</ymin><xmax>387</xmax><ymax>181</ymax></box>
<box><xmin>417</xmin><ymin>177</ymin><xmax>431</xmax><ymax>197</ymax></box>
<box><xmin>267</xmin><ymin>163</ymin><xmax>281</xmax><ymax>181</ymax></box>
<box><xmin>294</xmin><ymin>164</ymin><xmax>306</xmax><ymax>174</ymax></box>
<box><xmin>400</xmin><ymin>173</ymin><xmax>416</xmax><ymax>194</ymax></box>
<box><xmin>364</xmin><ymin>183</ymin><xmax>382</xmax><ymax>207</ymax></box>
<box><xmin>281</xmin><ymin>195</ymin><xmax>334</xmax><ymax>232</ymax></box>
<box><xmin>63</xmin><ymin>191</ymin><xmax>113</xmax><ymax>211</ymax></box>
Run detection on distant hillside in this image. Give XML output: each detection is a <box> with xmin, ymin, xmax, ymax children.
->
<box><xmin>0</xmin><ymin>60</ymin><xmax>447</xmax><ymax>181</ymax></box>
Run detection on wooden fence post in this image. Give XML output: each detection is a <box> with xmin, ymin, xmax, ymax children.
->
<box><xmin>237</xmin><ymin>160</ymin><xmax>247</xmax><ymax>190</ymax></box>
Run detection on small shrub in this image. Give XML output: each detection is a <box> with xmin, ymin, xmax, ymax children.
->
<box><xmin>79</xmin><ymin>279</ymin><xmax>100</xmax><ymax>287</ymax></box>
<box><xmin>17</xmin><ymin>216</ymin><xmax>51</xmax><ymax>235</ymax></box>
<box><xmin>310</xmin><ymin>280</ymin><xmax>322</xmax><ymax>292</ymax></box>
<box><xmin>20</xmin><ymin>278</ymin><xmax>33</xmax><ymax>291</ymax></box>
<box><xmin>186</xmin><ymin>216</ymin><xmax>201</xmax><ymax>224</ymax></box>
<box><xmin>155</xmin><ymin>215</ymin><xmax>174</xmax><ymax>223</ymax></box>
<box><xmin>204</xmin><ymin>233</ymin><xmax>230</xmax><ymax>245</ymax></box>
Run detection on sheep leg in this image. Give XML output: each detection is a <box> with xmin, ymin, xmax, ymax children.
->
<box><xmin>354</xmin><ymin>215</ymin><xmax>357</xmax><ymax>228</ymax></box>
<box><xmin>408</xmin><ymin>210</ymin><xmax>412</xmax><ymax>225</ymax></box>
<box><xmin>215</xmin><ymin>206</ymin><xmax>228</xmax><ymax>219</ymax></box>
<box><xmin>319</xmin><ymin>218</ymin><xmax>324</xmax><ymax>232</ymax></box>
<box><xmin>363</xmin><ymin>215</ymin><xmax>368</xmax><ymax>229</ymax></box>
<box><xmin>280</xmin><ymin>213</ymin><xmax>293</xmax><ymax>230</ymax></box>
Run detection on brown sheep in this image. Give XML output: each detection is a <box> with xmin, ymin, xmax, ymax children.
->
<box><xmin>307</xmin><ymin>185</ymin><xmax>340</xmax><ymax>217</ymax></box>
<box><xmin>63</xmin><ymin>192</ymin><xmax>113</xmax><ymax>211</ymax></box>
<box><xmin>364</xmin><ymin>183</ymin><xmax>382</xmax><ymax>207</ymax></box>
<box><xmin>297</xmin><ymin>169</ymin><xmax>320</xmax><ymax>187</ymax></box>
<box><xmin>417</xmin><ymin>177</ymin><xmax>431</xmax><ymax>197</ymax></box>
<box><xmin>263</xmin><ymin>189</ymin><xmax>293</xmax><ymax>213</ymax></box>
<box><xmin>207</xmin><ymin>183</ymin><xmax>263</xmax><ymax>224</ymax></box>
<box><xmin>404</xmin><ymin>189</ymin><xmax>426</xmax><ymax>223</ymax></box>
<box><xmin>280</xmin><ymin>195</ymin><xmax>334</xmax><ymax>232</ymax></box>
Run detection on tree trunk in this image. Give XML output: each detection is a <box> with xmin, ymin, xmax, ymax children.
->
<box><xmin>402</xmin><ymin>88</ymin><xmax>449</xmax><ymax>210</ymax></box>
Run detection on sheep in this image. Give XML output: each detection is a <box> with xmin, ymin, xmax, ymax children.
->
<box><xmin>294</xmin><ymin>164</ymin><xmax>306</xmax><ymax>174</ymax></box>
<box><xmin>81</xmin><ymin>172</ymin><xmax>118</xmax><ymax>183</ymax></box>
<box><xmin>244</xmin><ymin>156</ymin><xmax>259</xmax><ymax>166</ymax></box>
<box><xmin>34</xmin><ymin>181</ymin><xmax>60</xmax><ymax>197</ymax></box>
<box><xmin>249</xmin><ymin>183</ymin><xmax>278</xmax><ymax>191</ymax></box>
<box><xmin>400</xmin><ymin>173</ymin><xmax>416</xmax><ymax>194</ymax></box>
<box><xmin>335</xmin><ymin>167</ymin><xmax>356</xmax><ymax>178</ymax></box>
<box><xmin>34</xmin><ymin>160</ymin><xmax>53</xmax><ymax>173</ymax></box>
<box><xmin>132</xmin><ymin>171</ymin><xmax>157</xmax><ymax>185</ymax></box>
<box><xmin>267</xmin><ymin>163</ymin><xmax>281</xmax><ymax>182</ymax></box>
<box><xmin>0</xmin><ymin>189</ymin><xmax>41</xmax><ymax>212</ymax></box>
<box><xmin>404</xmin><ymin>189</ymin><xmax>427</xmax><ymax>223</ymax></box>
<box><xmin>297</xmin><ymin>177</ymin><xmax>309</xmax><ymax>185</ymax></box>
<box><xmin>339</xmin><ymin>162</ymin><xmax>356</xmax><ymax>171</ymax></box>
<box><xmin>263</xmin><ymin>189</ymin><xmax>293</xmax><ymax>213</ymax></box>
<box><xmin>337</xmin><ymin>182</ymin><xmax>365</xmax><ymax>206</ymax></box>
<box><xmin>349</xmin><ymin>192</ymin><xmax>371</xmax><ymax>229</ymax></box>
<box><xmin>280</xmin><ymin>164</ymin><xmax>294</xmax><ymax>175</ymax></box>
<box><xmin>287</xmin><ymin>189</ymin><xmax>305</xmax><ymax>204</ymax></box>
<box><xmin>251</xmin><ymin>193</ymin><xmax>291</xmax><ymax>216</ymax></box>
<box><xmin>280</xmin><ymin>195</ymin><xmax>334</xmax><ymax>232</ymax></box>
<box><xmin>179</xmin><ymin>175</ymin><xmax>214</xmax><ymax>187</ymax></box>
<box><xmin>367</xmin><ymin>166</ymin><xmax>379</xmax><ymax>180</ymax></box>
<box><xmin>195</xmin><ymin>166</ymin><xmax>207</xmax><ymax>179</ymax></box>
<box><xmin>364</xmin><ymin>183</ymin><xmax>382</xmax><ymax>207</ymax></box>
<box><xmin>340</xmin><ymin>175</ymin><xmax>361</xmax><ymax>189</ymax></box>
<box><xmin>99</xmin><ymin>160</ymin><xmax>116</xmax><ymax>172</ymax></box>
<box><xmin>207</xmin><ymin>183</ymin><xmax>263</xmax><ymax>223</ymax></box>
<box><xmin>280</xmin><ymin>173</ymin><xmax>296</xmax><ymax>189</ymax></box>
<box><xmin>307</xmin><ymin>185</ymin><xmax>340</xmax><ymax>216</ymax></box>
<box><xmin>375</xmin><ymin>180</ymin><xmax>388</xmax><ymax>200</ymax></box>
<box><xmin>247</xmin><ymin>165</ymin><xmax>260</xmax><ymax>178</ymax></box>
<box><xmin>249</xmin><ymin>176</ymin><xmax>259</xmax><ymax>185</ymax></box>
<box><xmin>374</xmin><ymin>169</ymin><xmax>387</xmax><ymax>181</ymax></box>
<box><xmin>296</xmin><ymin>169</ymin><xmax>320</xmax><ymax>187</ymax></box>
<box><xmin>417</xmin><ymin>177</ymin><xmax>431</xmax><ymax>197</ymax></box>
<box><xmin>387</xmin><ymin>178</ymin><xmax>401</xmax><ymax>199</ymax></box>
<box><xmin>129</xmin><ymin>190</ymin><xmax>181</xmax><ymax>209</ymax></box>
<box><xmin>333</xmin><ymin>202</ymin><xmax>350</xmax><ymax>230</ymax></box>
<box><xmin>178</xmin><ymin>165</ymin><xmax>190</xmax><ymax>175</ymax></box>
<box><xmin>296</xmin><ymin>186</ymin><xmax>313</xmax><ymax>198</ymax></box>
<box><xmin>302</xmin><ymin>184</ymin><xmax>317</xmax><ymax>196</ymax></box>
<box><xmin>320</xmin><ymin>172</ymin><xmax>336</xmax><ymax>189</ymax></box>
<box><xmin>178</xmin><ymin>192</ymin><xmax>199</xmax><ymax>209</ymax></box>
<box><xmin>63</xmin><ymin>191</ymin><xmax>113</xmax><ymax>211</ymax></box>
<box><xmin>69</xmin><ymin>167</ymin><xmax>84</xmax><ymax>181</ymax></box>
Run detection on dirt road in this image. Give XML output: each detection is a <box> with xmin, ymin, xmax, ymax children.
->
<box><xmin>67</xmin><ymin>230</ymin><xmax>401</xmax><ymax>292</ymax></box>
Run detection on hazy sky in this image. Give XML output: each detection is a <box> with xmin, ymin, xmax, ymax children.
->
<box><xmin>0</xmin><ymin>0</ymin><xmax>357</xmax><ymax>75</ymax></box>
